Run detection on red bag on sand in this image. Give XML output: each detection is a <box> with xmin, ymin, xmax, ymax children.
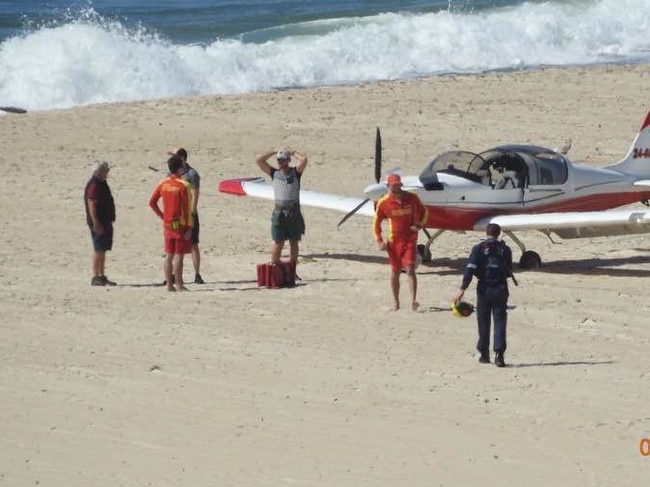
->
<box><xmin>256</xmin><ymin>261</ymin><xmax>296</xmax><ymax>288</ymax></box>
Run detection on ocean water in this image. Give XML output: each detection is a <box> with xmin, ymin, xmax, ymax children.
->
<box><xmin>1</xmin><ymin>0</ymin><xmax>649</xmax><ymax>112</ymax></box>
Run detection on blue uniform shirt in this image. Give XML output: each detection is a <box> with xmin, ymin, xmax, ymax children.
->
<box><xmin>461</xmin><ymin>237</ymin><xmax>513</xmax><ymax>292</ymax></box>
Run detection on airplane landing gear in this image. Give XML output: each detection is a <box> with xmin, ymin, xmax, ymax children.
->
<box><xmin>418</xmin><ymin>229</ymin><xmax>445</xmax><ymax>264</ymax></box>
<box><xmin>504</xmin><ymin>230</ymin><xmax>542</xmax><ymax>270</ymax></box>
<box><xmin>519</xmin><ymin>250</ymin><xmax>542</xmax><ymax>270</ymax></box>
<box><xmin>417</xmin><ymin>244</ymin><xmax>432</xmax><ymax>263</ymax></box>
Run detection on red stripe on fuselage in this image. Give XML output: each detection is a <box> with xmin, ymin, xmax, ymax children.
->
<box><xmin>425</xmin><ymin>191</ymin><xmax>650</xmax><ymax>230</ymax></box>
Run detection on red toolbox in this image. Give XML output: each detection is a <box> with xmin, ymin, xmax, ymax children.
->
<box><xmin>256</xmin><ymin>261</ymin><xmax>296</xmax><ymax>288</ymax></box>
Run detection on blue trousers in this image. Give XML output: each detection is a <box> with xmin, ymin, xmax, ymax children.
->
<box><xmin>476</xmin><ymin>286</ymin><xmax>508</xmax><ymax>354</ymax></box>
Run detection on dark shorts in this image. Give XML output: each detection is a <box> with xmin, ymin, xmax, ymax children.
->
<box><xmin>271</xmin><ymin>208</ymin><xmax>305</xmax><ymax>242</ymax></box>
<box><xmin>190</xmin><ymin>212</ymin><xmax>200</xmax><ymax>244</ymax></box>
<box><xmin>90</xmin><ymin>224</ymin><xmax>113</xmax><ymax>252</ymax></box>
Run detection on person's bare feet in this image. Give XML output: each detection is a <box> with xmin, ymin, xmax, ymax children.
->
<box><xmin>167</xmin><ymin>286</ymin><xmax>176</xmax><ymax>292</ymax></box>
<box><xmin>411</xmin><ymin>301</ymin><xmax>420</xmax><ymax>311</ymax></box>
<box><xmin>390</xmin><ymin>302</ymin><xmax>400</xmax><ymax>311</ymax></box>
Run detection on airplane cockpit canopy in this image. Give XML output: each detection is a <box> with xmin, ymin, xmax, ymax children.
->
<box><xmin>419</xmin><ymin>151</ymin><xmax>488</xmax><ymax>189</ymax></box>
<box><xmin>420</xmin><ymin>145</ymin><xmax>568</xmax><ymax>190</ymax></box>
<box><xmin>489</xmin><ymin>145</ymin><xmax>569</xmax><ymax>186</ymax></box>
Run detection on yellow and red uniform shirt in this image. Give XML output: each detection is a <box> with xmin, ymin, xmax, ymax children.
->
<box><xmin>373</xmin><ymin>191</ymin><xmax>428</xmax><ymax>243</ymax></box>
<box><xmin>149</xmin><ymin>175</ymin><xmax>193</xmax><ymax>237</ymax></box>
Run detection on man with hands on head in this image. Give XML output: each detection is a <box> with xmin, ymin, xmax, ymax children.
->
<box><xmin>255</xmin><ymin>147</ymin><xmax>308</xmax><ymax>274</ymax></box>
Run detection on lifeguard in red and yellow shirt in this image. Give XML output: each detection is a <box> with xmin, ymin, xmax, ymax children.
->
<box><xmin>149</xmin><ymin>156</ymin><xmax>194</xmax><ymax>292</ymax></box>
<box><xmin>373</xmin><ymin>173</ymin><xmax>428</xmax><ymax>311</ymax></box>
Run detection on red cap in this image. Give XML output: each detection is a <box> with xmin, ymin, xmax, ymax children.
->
<box><xmin>387</xmin><ymin>173</ymin><xmax>402</xmax><ymax>186</ymax></box>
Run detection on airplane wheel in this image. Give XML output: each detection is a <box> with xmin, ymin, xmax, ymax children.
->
<box><xmin>519</xmin><ymin>250</ymin><xmax>542</xmax><ymax>270</ymax></box>
<box><xmin>417</xmin><ymin>244</ymin><xmax>432</xmax><ymax>263</ymax></box>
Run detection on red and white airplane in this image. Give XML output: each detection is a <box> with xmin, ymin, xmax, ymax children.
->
<box><xmin>218</xmin><ymin>107</ymin><xmax>650</xmax><ymax>269</ymax></box>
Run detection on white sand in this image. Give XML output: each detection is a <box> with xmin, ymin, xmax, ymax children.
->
<box><xmin>1</xmin><ymin>64</ymin><xmax>649</xmax><ymax>485</ymax></box>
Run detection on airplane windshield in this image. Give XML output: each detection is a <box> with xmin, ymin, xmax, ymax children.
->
<box><xmin>422</xmin><ymin>151</ymin><xmax>489</xmax><ymax>184</ymax></box>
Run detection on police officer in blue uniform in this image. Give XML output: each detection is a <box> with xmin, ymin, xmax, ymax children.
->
<box><xmin>453</xmin><ymin>223</ymin><xmax>515</xmax><ymax>367</ymax></box>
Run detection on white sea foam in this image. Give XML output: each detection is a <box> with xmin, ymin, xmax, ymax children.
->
<box><xmin>1</xmin><ymin>0</ymin><xmax>649</xmax><ymax>111</ymax></box>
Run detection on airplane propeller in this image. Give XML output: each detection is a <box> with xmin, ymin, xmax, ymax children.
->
<box><xmin>374</xmin><ymin>126</ymin><xmax>382</xmax><ymax>184</ymax></box>
<box><xmin>337</xmin><ymin>127</ymin><xmax>382</xmax><ymax>228</ymax></box>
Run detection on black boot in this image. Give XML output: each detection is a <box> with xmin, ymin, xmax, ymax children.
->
<box><xmin>495</xmin><ymin>352</ymin><xmax>506</xmax><ymax>368</ymax></box>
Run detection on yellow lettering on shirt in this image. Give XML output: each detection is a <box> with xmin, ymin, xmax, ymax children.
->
<box><xmin>390</xmin><ymin>208</ymin><xmax>412</xmax><ymax>217</ymax></box>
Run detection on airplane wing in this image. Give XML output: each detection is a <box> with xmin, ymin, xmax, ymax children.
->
<box><xmin>218</xmin><ymin>177</ymin><xmax>375</xmax><ymax>216</ymax></box>
<box><xmin>220</xmin><ymin>178</ymin><xmax>650</xmax><ymax>239</ymax></box>
<box><xmin>475</xmin><ymin>209</ymin><xmax>650</xmax><ymax>239</ymax></box>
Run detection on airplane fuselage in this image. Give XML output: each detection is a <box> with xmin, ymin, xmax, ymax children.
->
<box><xmin>364</xmin><ymin>164</ymin><xmax>650</xmax><ymax>231</ymax></box>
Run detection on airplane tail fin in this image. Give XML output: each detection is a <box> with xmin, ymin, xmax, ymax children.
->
<box><xmin>605</xmin><ymin>106</ymin><xmax>650</xmax><ymax>177</ymax></box>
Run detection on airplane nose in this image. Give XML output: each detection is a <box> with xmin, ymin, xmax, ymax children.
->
<box><xmin>364</xmin><ymin>183</ymin><xmax>387</xmax><ymax>200</ymax></box>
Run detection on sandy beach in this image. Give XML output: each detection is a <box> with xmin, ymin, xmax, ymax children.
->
<box><xmin>1</xmin><ymin>64</ymin><xmax>650</xmax><ymax>485</ymax></box>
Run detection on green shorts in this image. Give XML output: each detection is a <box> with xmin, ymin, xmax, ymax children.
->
<box><xmin>271</xmin><ymin>208</ymin><xmax>305</xmax><ymax>242</ymax></box>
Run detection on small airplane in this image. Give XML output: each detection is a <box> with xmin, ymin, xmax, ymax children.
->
<box><xmin>218</xmin><ymin>107</ymin><xmax>650</xmax><ymax>269</ymax></box>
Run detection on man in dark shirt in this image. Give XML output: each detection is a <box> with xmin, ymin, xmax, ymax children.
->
<box><xmin>169</xmin><ymin>147</ymin><xmax>205</xmax><ymax>284</ymax></box>
<box><xmin>84</xmin><ymin>161</ymin><xmax>116</xmax><ymax>286</ymax></box>
<box><xmin>453</xmin><ymin>223</ymin><xmax>514</xmax><ymax>367</ymax></box>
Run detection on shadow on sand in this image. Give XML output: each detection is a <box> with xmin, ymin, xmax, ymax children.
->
<box><xmin>511</xmin><ymin>360</ymin><xmax>615</xmax><ymax>368</ymax></box>
<box><xmin>301</xmin><ymin>252</ymin><xmax>387</xmax><ymax>265</ymax></box>
<box><xmin>534</xmin><ymin>252</ymin><xmax>650</xmax><ymax>278</ymax></box>
<box><xmin>303</xmin><ymin>250</ymin><xmax>650</xmax><ymax>278</ymax></box>
<box><xmin>113</xmin><ymin>249</ymin><xmax>650</xmax><ymax>290</ymax></box>
<box><xmin>116</xmin><ymin>276</ymin><xmax>362</xmax><ymax>291</ymax></box>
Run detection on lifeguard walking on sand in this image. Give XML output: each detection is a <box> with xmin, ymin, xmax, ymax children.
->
<box><xmin>373</xmin><ymin>173</ymin><xmax>428</xmax><ymax>311</ymax></box>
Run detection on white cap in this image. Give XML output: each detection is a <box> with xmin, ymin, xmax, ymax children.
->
<box><xmin>276</xmin><ymin>149</ymin><xmax>291</xmax><ymax>161</ymax></box>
